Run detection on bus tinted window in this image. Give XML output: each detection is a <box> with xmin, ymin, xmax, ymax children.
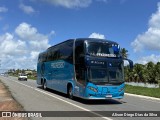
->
<box><xmin>89</xmin><ymin>68</ymin><xmax>108</xmax><ymax>83</ymax></box>
<box><xmin>39</xmin><ymin>52</ymin><xmax>47</xmax><ymax>62</ymax></box>
<box><xmin>87</xmin><ymin>42</ymin><xmax>120</xmax><ymax>57</ymax></box>
<box><xmin>46</xmin><ymin>40</ymin><xmax>73</xmax><ymax>63</ymax></box>
<box><xmin>75</xmin><ymin>40</ymin><xmax>84</xmax><ymax>64</ymax></box>
<box><xmin>59</xmin><ymin>41</ymin><xmax>73</xmax><ymax>61</ymax></box>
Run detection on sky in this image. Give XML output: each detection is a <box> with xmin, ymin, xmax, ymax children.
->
<box><xmin>0</xmin><ymin>0</ymin><xmax>160</xmax><ymax>70</ymax></box>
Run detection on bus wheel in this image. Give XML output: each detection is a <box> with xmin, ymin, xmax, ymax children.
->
<box><xmin>42</xmin><ymin>80</ymin><xmax>47</xmax><ymax>90</ymax></box>
<box><xmin>68</xmin><ymin>86</ymin><xmax>73</xmax><ymax>99</ymax></box>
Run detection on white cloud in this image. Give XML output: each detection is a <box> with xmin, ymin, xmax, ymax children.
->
<box><xmin>15</xmin><ymin>22</ymin><xmax>51</xmax><ymax>51</ymax></box>
<box><xmin>0</xmin><ymin>6</ymin><xmax>8</xmax><ymax>12</ymax></box>
<box><xmin>0</xmin><ymin>22</ymin><xmax>53</xmax><ymax>70</ymax></box>
<box><xmin>136</xmin><ymin>54</ymin><xmax>160</xmax><ymax>65</ymax></box>
<box><xmin>89</xmin><ymin>32</ymin><xmax>105</xmax><ymax>39</ymax></box>
<box><xmin>0</xmin><ymin>33</ymin><xmax>26</xmax><ymax>56</ymax></box>
<box><xmin>33</xmin><ymin>0</ymin><xmax>109</xmax><ymax>9</ymax></box>
<box><xmin>131</xmin><ymin>2</ymin><xmax>160</xmax><ymax>52</ymax></box>
<box><xmin>149</xmin><ymin>2</ymin><xmax>160</xmax><ymax>29</ymax></box>
<box><xmin>19</xmin><ymin>3</ymin><xmax>36</xmax><ymax>14</ymax></box>
<box><xmin>15</xmin><ymin>22</ymin><xmax>38</xmax><ymax>40</ymax></box>
<box><xmin>39</xmin><ymin>0</ymin><xmax>92</xmax><ymax>8</ymax></box>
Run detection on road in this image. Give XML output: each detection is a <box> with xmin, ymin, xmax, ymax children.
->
<box><xmin>0</xmin><ymin>76</ymin><xmax>160</xmax><ymax>120</ymax></box>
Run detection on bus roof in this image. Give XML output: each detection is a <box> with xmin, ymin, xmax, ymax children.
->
<box><xmin>39</xmin><ymin>38</ymin><xmax>119</xmax><ymax>56</ymax></box>
<box><xmin>47</xmin><ymin>38</ymin><xmax>118</xmax><ymax>50</ymax></box>
<box><xmin>76</xmin><ymin>38</ymin><xmax>118</xmax><ymax>44</ymax></box>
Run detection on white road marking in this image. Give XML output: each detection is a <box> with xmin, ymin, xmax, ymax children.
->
<box><xmin>8</xmin><ymin>78</ymin><xmax>113</xmax><ymax>120</ymax></box>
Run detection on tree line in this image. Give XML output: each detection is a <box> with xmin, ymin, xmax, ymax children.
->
<box><xmin>121</xmin><ymin>48</ymin><xmax>160</xmax><ymax>85</ymax></box>
<box><xmin>124</xmin><ymin>62</ymin><xmax>160</xmax><ymax>85</ymax></box>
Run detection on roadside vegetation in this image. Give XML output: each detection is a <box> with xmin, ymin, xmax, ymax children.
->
<box><xmin>8</xmin><ymin>69</ymin><xmax>37</xmax><ymax>80</ymax></box>
<box><xmin>125</xmin><ymin>84</ymin><xmax>160</xmax><ymax>98</ymax></box>
<box><xmin>121</xmin><ymin>48</ymin><xmax>160</xmax><ymax>98</ymax></box>
<box><xmin>125</xmin><ymin>62</ymin><xmax>160</xmax><ymax>87</ymax></box>
<box><xmin>121</xmin><ymin>48</ymin><xmax>160</xmax><ymax>87</ymax></box>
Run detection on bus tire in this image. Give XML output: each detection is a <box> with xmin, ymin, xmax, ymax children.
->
<box><xmin>68</xmin><ymin>85</ymin><xmax>73</xmax><ymax>99</ymax></box>
<box><xmin>42</xmin><ymin>80</ymin><xmax>47</xmax><ymax>90</ymax></box>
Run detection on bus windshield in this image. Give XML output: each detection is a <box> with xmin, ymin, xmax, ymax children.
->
<box><xmin>89</xmin><ymin>64</ymin><xmax>124</xmax><ymax>85</ymax></box>
<box><xmin>87</xmin><ymin>42</ymin><xmax>120</xmax><ymax>57</ymax></box>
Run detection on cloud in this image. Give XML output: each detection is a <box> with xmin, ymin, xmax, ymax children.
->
<box><xmin>136</xmin><ymin>54</ymin><xmax>160</xmax><ymax>65</ymax></box>
<box><xmin>38</xmin><ymin>0</ymin><xmax>92</xmax><ymax>8</ymax></box>
<box><xmin>131</xmin><ymin>2</ymin><xmax>160</xmax><ymax>52</ymax></box>
<box><xmin>19</xmin><ymin>3</ymin><xmax>36</xmax><ymax>14</ymax></box>
<box><xmin>0</xmin><ymin>6</ymin><xmax>8</xmax><ymax>12</ymax></box>
<box><xmin>0</xmin><ymin>22</ymin><xmax>53</xmax><ymax>70</ymax></box>
<box><xmin>0</xmin><ymin>33</ymin><xmax>27</xmax><ymax>56</ymax></box>
<box><xmin>33</xmin><ymin>0</ymin><xmax>109</xmax><ymax>9</ymax></box>
<box><xmin>15</xmin><ymin>22</ymin><xmax>51</xmax><ymax>51</ymax></box>
<box><xmin>89</xmin><ymin>32</ymin><xmax>105</xmax><ymax>39</ymax></box>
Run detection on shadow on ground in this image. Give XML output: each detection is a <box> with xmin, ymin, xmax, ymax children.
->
<box><xmin>37</xmin><ymin>86</ymin><xmax>124</xmax><ymax>105</ymax></box>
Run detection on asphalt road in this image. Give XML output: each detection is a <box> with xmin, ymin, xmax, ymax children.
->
<box><xmin>0</xmin><ymin>76</ymin><xmax>160</xmax><ymax>120</ymax></box>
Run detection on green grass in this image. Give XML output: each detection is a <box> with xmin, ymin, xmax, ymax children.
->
<box><xmin>125</xmin><ymin>84</ymin><xmax>160</xmax><ymax>98</ymax></box>
<box><xmin>27</xmin><ymin>76</ymin><xmax>36</xmax><ymax>80</ymax></box>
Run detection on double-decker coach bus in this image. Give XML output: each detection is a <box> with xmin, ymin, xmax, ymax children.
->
<box><xmin>37</xmin><ymin>38</ymin><xmax>133</xmax><ymax>99</ymax></box>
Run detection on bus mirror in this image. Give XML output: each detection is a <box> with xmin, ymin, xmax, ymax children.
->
<box><xmin>124</xmin><ymin>58</ymin><xmax>133</xmax><ymax>69</ymax></box>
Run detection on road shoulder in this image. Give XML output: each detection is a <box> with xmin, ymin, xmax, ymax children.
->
<box><xmin>0</xmin><ymin>79</ymin><xmax>28</xmax><ymax>120</ymax></box>
<box><xmin>125</xmin><ymin>93</ymin><xmax>160</xmax><ymax>101</ymax></box>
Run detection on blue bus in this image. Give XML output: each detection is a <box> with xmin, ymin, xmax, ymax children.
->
<box><xmin>37</xmin><ymin>38</ymin><xmax>133</xmax><ymax>99</ymax></box>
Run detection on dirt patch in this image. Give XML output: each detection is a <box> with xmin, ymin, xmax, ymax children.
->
<box><xmin>0</xmin><ymin>81</ymin><xmax>28</xmax><ymax>120</ymax></box>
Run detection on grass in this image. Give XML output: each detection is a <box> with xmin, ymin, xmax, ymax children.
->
<box><xmin>125</xmin><ymin>84</ymin><xmax>160</xmax><ymax>98</ymax></box>
<box><xmin>27</xmin><ymin>76</ymin><xmax>36</xmax><ymax>80</ymax></box>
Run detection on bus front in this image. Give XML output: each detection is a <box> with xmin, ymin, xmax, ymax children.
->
<box><xmin>83</xmin><ymin>40</ymin><xmax>132</xmax><ymax>99</ymax></box>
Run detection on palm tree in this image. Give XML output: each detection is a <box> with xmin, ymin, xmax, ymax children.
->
<box><xmin>133</xmin><ymin>64</ymin><xmax>146</xmax><ymax>83</ymax></box>
<box><xmin>120</xmin><ymin>48</ymin><xmax>128</xmax><ymax>59</ymax></box>
<box><xmin>146</xmin><ymin>62</ymin><xmax>157</xmax><ymax>84</ymax></box>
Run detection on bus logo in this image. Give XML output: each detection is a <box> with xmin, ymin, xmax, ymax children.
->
<box><xmin>51</xmin><ymin>62</ymin><xmax>65</xmax><ymax>68</ymax></box>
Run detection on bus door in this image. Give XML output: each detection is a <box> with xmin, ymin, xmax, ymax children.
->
<box><xmin>74</xmin><ymin>40</ymin><xmax>86</xmax><ymax>97</ymax></box>
<box><xmin>75</xmin><ymin>67</ymin><xmax>86</xmax><ymax>97</ymax></box>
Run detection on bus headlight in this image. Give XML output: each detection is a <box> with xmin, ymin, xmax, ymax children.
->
<box><xmin>88</xmin><ymin>86</ymin><xmax>98</xmax><ymax>93</ymax></box>
<box><xmin>119</xmin><ymin>87</ymin><xmax>124</xmax><ymax>92</ymax></box>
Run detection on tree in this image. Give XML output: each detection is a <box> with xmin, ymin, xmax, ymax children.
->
<box><xmin>120</xmin><ymin>48</ymin><xmax>128</xmax><ymax>59</ymax></box>
<box><xmin>146</xmin><ymin>62</ymin><xmax>157</xmax><ymax>84</ymax></box>
<box><xmin>155</xmin><ymin>62</ymin><xmax>160</xmax><ymax>87</ymax></box>
<box><xmin>133</xmin><ymin>64</ymin><xmax>146</xmax><ymax>83</ymax></box>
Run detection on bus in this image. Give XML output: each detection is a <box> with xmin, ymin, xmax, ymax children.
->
<box><xmin>37</xmin><ymin>38</ymin><xmax>133</xmax><ymax>99</ymax></box>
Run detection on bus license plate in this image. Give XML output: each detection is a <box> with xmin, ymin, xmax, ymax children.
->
<box><xmin>106</xmin><ymin>94</ymin><xmax>112</xmax><ymax>98</ymax></box>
